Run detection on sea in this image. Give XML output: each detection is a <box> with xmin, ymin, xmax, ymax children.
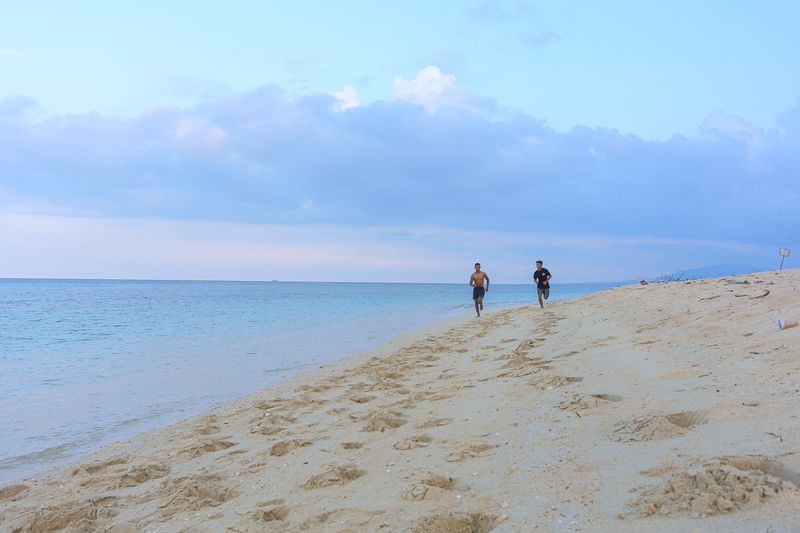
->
<box><xmin>0</xmin><ymin>278</ymin><xmax>619</xmax><ymax>484</ymax></box>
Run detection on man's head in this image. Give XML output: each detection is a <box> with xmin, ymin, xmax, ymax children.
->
<box><xmin>536</xmin><ymin>260</ymin><xmax>543</xmax><ymax>269</ymax></box>
<box><xmin>474</xmin><ymin>262</ymin><xmax>481</xmax><ymax>271</ymax></box>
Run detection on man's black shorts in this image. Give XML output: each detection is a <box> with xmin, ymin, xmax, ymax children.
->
<box><xmin>538</xmin><ymin>287</ymin><xmax>550</xmax><ymax>298</ymax></box>
<box><xmin>473</xmin><ymin>287</ymin><xmax>485</xmax><ymax>300</ymax></box>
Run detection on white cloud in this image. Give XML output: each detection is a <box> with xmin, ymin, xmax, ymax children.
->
<box><xmin>331</xmin><ymin>85</ymin><xmax>360</xmax><ymax>112</ymax></box>
<box><xmin>391</xmin><ymin>66</ymin><xmax>465</xmax><ymax>112</ymax></box>
<box><xmin>700</xmin><ymin>109</ymin><xmax>759</xmax><ymax>141</ymax></box>
<box><xmin>0</xmin><ymin>48</ymin><xmax>29</xmax><ymax>62</ymax></box>
<box><xmin>171</xmin><ymin>118</ymin><xmax>228</xmax><ymax>149</ymax></box>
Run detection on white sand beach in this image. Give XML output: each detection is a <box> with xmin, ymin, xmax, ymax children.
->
<box><xmin>1</xmin><ymin>270</ymin><xmax>799</xmax><ymax>532</ymax></box>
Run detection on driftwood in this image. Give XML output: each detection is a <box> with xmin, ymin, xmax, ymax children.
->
<box><xmin>752</xmin><ymin>290</ymin><xmax>770</xmax><ymax>299</ymax></box>
<box><xmin>699</xmin><ymin>295</ymin><xmax>721</xmax><ymax>301</ymax></box>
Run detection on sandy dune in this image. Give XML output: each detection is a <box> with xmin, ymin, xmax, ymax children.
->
<box><xmin>1</xmin><ymin>270</ymin><xmax>799</xmax><ymax>532</ymax></box>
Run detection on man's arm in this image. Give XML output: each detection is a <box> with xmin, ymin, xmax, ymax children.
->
<box><xmin>545</xmin><ymin>271</ymin><xmax>552</xmax><ymax>284</ymax></box>
<box><xmin>469</xmin><ymin>274</ymin><xmax>475</xmax><ymax>287</ymax></box>
<box><xmin>485</xmin><ymin>274</ymin><xmax>490</xmax><ymax>291</ymax></box>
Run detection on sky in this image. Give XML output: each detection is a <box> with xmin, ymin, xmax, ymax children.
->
<box><xmin>1</xmin><ymin>1</ymin><xmax>799</xmax><ymax>282</ymax></box>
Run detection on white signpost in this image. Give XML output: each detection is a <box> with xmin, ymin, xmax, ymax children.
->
<box><xmin>779</xmin><ymin>248</ymin><xmax>791</xmax><ymax>270</ymax></box>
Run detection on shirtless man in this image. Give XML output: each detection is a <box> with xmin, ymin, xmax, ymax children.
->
<box><xmin>469</xmin><ymin>263</ymin><xmax>490</xmax><ymax>317</ymax></box>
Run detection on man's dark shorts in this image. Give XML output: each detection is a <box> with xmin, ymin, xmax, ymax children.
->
<box><xmin>473</xmin><ymin>287</ymin><xmax>485</xmax><ymax>300</ymax></box>
<box><xmin>538</xmin><ymin>287</ymin><xmax>550</xmax><ymax>299</ymax></box>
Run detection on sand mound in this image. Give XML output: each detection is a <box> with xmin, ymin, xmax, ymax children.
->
<box><xmin>631</xmin><ymin>456</ymin><xmax>799</xmax><ymax>518</ymax></box>
<box><xmin>410</xmin><ymin>512</ymin><xmax>498</xmax><ymax>533</ymax></box>
<box><xmin>362</xmin><ymin>411</ymin><xmax>408</xmax><ymax>432</ymax></box>
<box><xmin>612</xmin><ymin>410</ymin><xmax>708</xmax><ymax>442</ymax></box>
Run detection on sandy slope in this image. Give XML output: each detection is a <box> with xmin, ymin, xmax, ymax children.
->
<box><xmin>1</xmin><ymin>270</ymin><xmax>799</xmax><ymax>532</ymax></box>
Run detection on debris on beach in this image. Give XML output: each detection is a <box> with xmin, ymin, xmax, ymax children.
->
<box><xmin>631</xmin><ymin>456</ymin><xmax>799</xmax><ymax>518</ymax></box>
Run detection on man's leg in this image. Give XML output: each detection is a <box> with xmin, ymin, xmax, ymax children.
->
<box><xmin>538</xmin><ymin>288</ymin><xmax>544</xmax><ymax>309</ymax></box>
<box><xmin>543</xmin><ymin>288</ymin><xmax>550</xmax><ymax>301</ymax></box>
<box><xmin>474</xmin><ymin>298</ymin><xmax>480</xmax><ymax>317</ymax></box>
<box><xmin>478</xmin><ymin>295</ymin><xmax>484</xmax><ymax>310</ymax></box>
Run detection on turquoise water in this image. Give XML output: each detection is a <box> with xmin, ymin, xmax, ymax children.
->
<box><xmin>0</xmin><ymin>279</ymin><xmax>618</xmax><ymax>483</ymax></box>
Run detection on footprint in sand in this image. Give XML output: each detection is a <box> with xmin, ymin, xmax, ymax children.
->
<box><xmin>349</xmin><ymin>394</ymin><xmax>377</xmax><ymax>404</ymax></box>
<box><xmin>193</xmin><ymin>416</ymin><xmax>221</xmax><ymax>435</ymax></box>
<box><xmin>73</xmin><ymin>455</ymin><xmax>129</xmax><ymax>476</ymax></box>
<box><xmin>612</xmin><ymin>409</ymin><xmax>709</xmax><ymax>442</ymax></box>
<box><xmin>10</xmin><ymin>499</ymin><xmax>119</xmax><ymax>532</ymax></box>
<box><xmin>302</xmin><ymin>465</ymin><xmax>366</xmax><ymax>489</ymax></box>
<box><xmin>270</xmin><ymin>439</ymin><xmax>312</xmax><ymax>456</ymax></box>
<box><xmin>422</xmin><ymin>473</ymin><xmax>456</xmax><ymax>489</ymax></box>
<box><xmin>558</xmin><ymin>393</ymin><xmax>623</xmax><ymax>412</ymax></box>
<box><xmin>115</xmin><ymin>463</ymin><xmax>170</xmax><ymax>488</ymax></box>
<box><xmin>341</xmin><ymin>441</ymin><xmax>364</xmax><ymax>449</ymax></box>
<box><xmin>529</xmin><ymin>375</ymin><xmax>583</xmax><ymax>390</ymax></box>
<box><xmin>402</xmin><ymin>472</ymin><xmax>458</xmax><ymax>500</ymax></box>
<box><xmin>410</xmin><ymin>512</ymin><xmax>499</xmax><ymax>533</ymax></box>
<box><xmin>0</xmin><ymin>483</ymin><xmax>29</xmax><ymax>502</ymax></box>
<box><xmin>250</xmin><ymin>500</ymin><xmax>289</xmax><ymax>522</ymax></box>
<box><xmin>178</xmin><ymin>439</ymin><xmax>236</xmax><ymax>458</ymax></box>
<box><xmin>253</xmin><ymin>398</ymin><xmax>291</xmax><ymax>411</ymax></box>
<box><xmin>251</xmin><ymin>413</ymin><xmax>297</xmax><ymax>435</ymax></box>
<box><xmin>402</xmin><ymin>484</ymin><xmax>430</xmax><ymax>501</ymax></box>
<box><xmin>418</xmin><ymin>417</ymin><xmax>453</xmax><ymax>429</ymax></box>
<box><xmin>156</xmin><ymin>474</ymin><xmax>240</xmax><ymax>519</ymax></box>
<box><xmin>445</xmin><ymin>443</ymin><xmax>496</xmax><ymax>463</ymax></box>
<box><xmin>411</xmin><ymin>391</ymin><xmax>452</xmax><ymax>402</ymax></box>
<box><xmin>394</xmin><ymin>435</ymin><xmax>433</xmax><ymax>450</ymax></box>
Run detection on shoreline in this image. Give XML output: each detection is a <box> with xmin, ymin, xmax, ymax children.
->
<box><xmin>0</xmin><ymin>301</ymin><xmax>487</xmax><ymax>487</ymax></box>
<box><xmin>0</xmin><ymin>280</ymin><xmax>605</xmax><ymax>485</ymax></box>
<box><xmin>2</xmin><ymin>271</ymin><xmax>798</xmax><ymax>531</ymax></box>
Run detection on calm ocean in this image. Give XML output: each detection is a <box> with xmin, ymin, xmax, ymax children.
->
<box><xmin>0</xmin><ymin>279</ymin><xmax>618</xmax><ymax>483</ymax></box>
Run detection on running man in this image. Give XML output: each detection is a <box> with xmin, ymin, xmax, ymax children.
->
<box><xmin>469</xmin><ymin>263</ymin><xmax>490</xmax><ymax>317</ymax></box>
<box><xmin>533</xmin><ymin>260</ymin><xmax>552</xmax><ymax>309</ymax></box>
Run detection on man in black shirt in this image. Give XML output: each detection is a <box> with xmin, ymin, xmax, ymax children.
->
<box><xmin>533</xmin><ymin>260</ymin><xmax>552</xmax><ymax>309</ymax></box>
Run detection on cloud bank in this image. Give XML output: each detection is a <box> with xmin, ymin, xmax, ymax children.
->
<box><xmin>1</xmin><ymin>66</ymin><xmax>798</xmax><ymax>280</ymax></box>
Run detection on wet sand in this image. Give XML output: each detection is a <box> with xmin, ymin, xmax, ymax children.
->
<box><xmin>1</xmin><ymin>270</ymin><xmax>799</xmax><ymax>532</ymax></box>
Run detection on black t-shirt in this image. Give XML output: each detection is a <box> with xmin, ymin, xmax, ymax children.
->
<box><xmin>533</xmin><ymin>268</ymin><xmax>551</xmax><ymax>289</ymax></box>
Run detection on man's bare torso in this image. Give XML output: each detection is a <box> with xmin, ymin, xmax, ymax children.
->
<box><xmin>471</xmin><ymin>271</ymin><xmax>488</xmax><ymax>288</ymax></box>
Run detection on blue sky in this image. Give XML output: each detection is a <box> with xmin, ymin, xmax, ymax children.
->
<box><xmin>1</xmin><ymin>1</ymin><xmax>799</xmax><ymax>282</ymax></box>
